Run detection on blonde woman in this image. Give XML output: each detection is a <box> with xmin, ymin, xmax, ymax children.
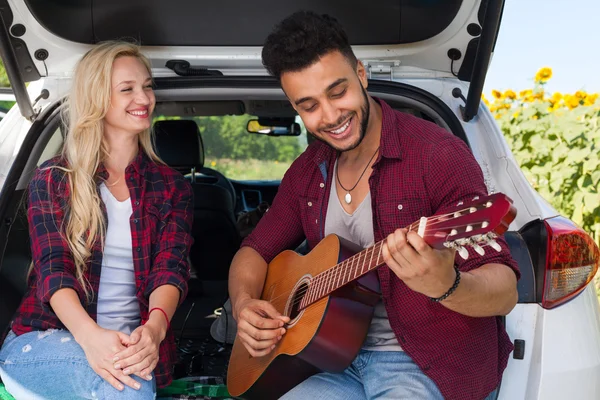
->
<box><xmin>0</xmin><ymin>41</ymin><xmax>193</xmax><ymax>399</ymax></box>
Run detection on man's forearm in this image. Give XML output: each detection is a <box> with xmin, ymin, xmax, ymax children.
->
<box><xmin>229</xmin><ymin>246</ymin><xmax>269</xmax><ymax>320</ymax></box>
<box><xmin>440</xmin><ymin>263</ymin><xmax>518</xmax><ymax>317</ymax></box>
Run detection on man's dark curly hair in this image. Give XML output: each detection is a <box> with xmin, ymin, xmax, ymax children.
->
<box><xmin>262</xmin><ymin>11</ymin><xmax>358</xmax><ymax>80</ymax></box>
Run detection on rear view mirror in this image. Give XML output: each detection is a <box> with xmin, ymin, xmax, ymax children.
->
<box><xmin>247</xmin><ymin>118</ymin><xmax>301</xmax><ymax>136</ymax></box>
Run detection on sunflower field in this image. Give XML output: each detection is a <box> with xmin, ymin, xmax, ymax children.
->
<box><xmin>484</xmin><ymin>68</ymin><xmax>600</xmax><ymax>295</ymax></box>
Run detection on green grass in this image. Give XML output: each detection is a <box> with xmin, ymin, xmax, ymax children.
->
<box><xmin>206</xmin><ymin>158</ymin><xmax>293</xmax><ymax>181</ymax></box>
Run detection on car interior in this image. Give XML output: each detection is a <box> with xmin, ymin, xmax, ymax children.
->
<box><xmin>0</xmin><ymin>90</ymin><xmax>537</xmax><ymax>388</ymax></box>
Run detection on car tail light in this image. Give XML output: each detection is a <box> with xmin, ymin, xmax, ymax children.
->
<box><xmin>542</xmin><ymin>216</ymin><xmax>600</xmax><ymax>309</ymax></box>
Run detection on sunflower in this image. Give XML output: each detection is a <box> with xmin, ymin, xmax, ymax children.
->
<box><xmin>492</xmin><ymin>90</ymin><xmax>503</xmax><ymax>100</ymax></box>
<box><xmin>584</xmin><ymin>93</ymin><xmax>598</xmax><ymax>106</ymax></box>
<box><xmin>519</xmin><ymin>89</ymin><xmax>533</xmax><ymax>102</ymax></box>
<box><xmin>564</xmin><ymin>95</ymin><xmax>580</xmax><ymax>110</ymax></box>
<box><xmin>535</xmin><ymin>67</ymin><xmax>553</xmax><ymax>83</ymax></box>
<box><xmin>550</xmin><ymin>92</ymin><xmax>563</xmax><ymax>104</ymax></box>
<box><xmin>503</xmin><ymin>90</ymin><xmax>517</xmax><ymax>100</ymax></box>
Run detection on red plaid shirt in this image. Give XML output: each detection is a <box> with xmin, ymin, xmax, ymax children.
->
<box><xmin>243</xmin><ymin>99</ymin><xmax>520</xmax><ymax>400</ymax></box>
<box><xmin>10</xmin><ymin>151</ymin><xmax>193</xmax><ymax>388</ymax></box>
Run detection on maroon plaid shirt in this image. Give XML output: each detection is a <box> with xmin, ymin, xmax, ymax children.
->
<box><xmin>243</xmin><ymin>99</ymin><xmax>520</xmax><ymax>400</ymax></box>
<box><xmin>10</xmin><ymin>151</ymin><xmax>193</xmax><ymax>388</ymax></box>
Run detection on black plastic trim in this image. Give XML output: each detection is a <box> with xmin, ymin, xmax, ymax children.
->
<box><xmin>165</xmin><ymin>60</ymin><xmax>223</xmax><ymax>77</ymax></box>
<box><xmin>504</xmin><ymin>231</ymin><xmax>536</xmax><ymax>303</ymax></box>
<box><xmin>0</xmin><ymin>1</ymin><xmax>41</xmax><ymax>83</ymax></box>
<box><xmin>0</xmin><ymin>5</ymin><xmax>34</xmax><ymax>119</ymax></box>
<box><xmin>461</xmin><ymin>0</ymin><xmax>504</xmax><ymax>122</ymax></box>
<box><xmin>518</xmin><ymin>218</ymin><xmax>548</xmax><ymax>302</ymax></box>
<box><xmin>154</xmin><ymin>76</ymin><xmax>470</xmax><ymax>148</ymax></box>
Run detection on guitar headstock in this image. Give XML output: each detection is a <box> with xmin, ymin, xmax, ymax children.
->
<box><xmin>417</xmin><ymin>193</ymin><xmax>517</xmax><ymax>259</ymax></box>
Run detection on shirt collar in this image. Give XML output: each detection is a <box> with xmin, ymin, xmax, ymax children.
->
<box><xmin>96</xmin><ymin>149</ymin><xmax>148</xmax><ymax>182</ymax></box>
<box><xmin>377</xmin><ymin>98</ymin><xmax>402</xmax><ymax>160</ymax></box>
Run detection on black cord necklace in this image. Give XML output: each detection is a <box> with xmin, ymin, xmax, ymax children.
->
<box><xmin>336</xmin><ymin>146</ymin><xmax>380</xmax><ymax>205</ymax></box>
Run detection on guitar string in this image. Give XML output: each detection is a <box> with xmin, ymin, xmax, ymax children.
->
<box><xmin>281</xmin><ymin>242</ymin><xmax>500</xmax><ymax>313</ymax></box>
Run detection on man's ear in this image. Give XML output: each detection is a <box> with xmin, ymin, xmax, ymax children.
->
<box><xmin>356</xmin><ymin>60</ymin><xmax>368</xmax><ymax>90</ymax></box>
<box><xmin>279</xmin><ymin>78</ymin><xmax>298</xmax><ymax>111</ymax></box>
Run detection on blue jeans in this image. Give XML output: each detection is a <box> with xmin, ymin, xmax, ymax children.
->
<box><xmin>280</xmin><ymin>350</ymin><xmax>499</xmax><ymax>400</ymax></box>
<box><xmin>0</xmin><ymin>329</ymin><xmax>156</xmax><ymax>400</ymax></box>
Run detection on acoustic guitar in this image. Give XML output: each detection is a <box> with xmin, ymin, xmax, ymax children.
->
<box><xmin>227</xmin><ymin>193</ymin><xmax>517</xmax><ymax>399</ymax></box>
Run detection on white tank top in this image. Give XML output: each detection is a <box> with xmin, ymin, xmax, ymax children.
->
<box><xmin>96</xmin><ymin>183</ymin><xmax>140</xmax><ymax>334</ymax></box>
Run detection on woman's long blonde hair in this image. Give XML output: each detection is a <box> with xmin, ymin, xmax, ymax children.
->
<box><xmin>60</xmin><ymin>41</ymin><xmax>162</xmax><ymax>299</ymax></box>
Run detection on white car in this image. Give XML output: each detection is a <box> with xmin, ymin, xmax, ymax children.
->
<box><xmin>0</xmin><ymin>0</ymin><xmax>598</xmax><ymax>399</ymax></box>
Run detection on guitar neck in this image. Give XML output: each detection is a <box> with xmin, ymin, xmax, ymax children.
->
<box><xmin>298</xmin><ymin>193</ymin><xmax>516</xmax><ymax>310</ymax></box>
<box><xmin>299</xmin><ymin>239</ymin><xmax>386</xmax><ymax>310</ymax></box>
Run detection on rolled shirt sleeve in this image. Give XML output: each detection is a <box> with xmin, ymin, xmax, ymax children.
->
<box><xmin>28</xmin><ymin>164</ymin><xmax>87</xmax><ymax>310</ymax></box>
<box><xmin>426</xmin><ymin>137</ymin><xmax>520</xmax><ymax>279</ymax></box>
<box><xmin>144</xmin><ymin>176</ymin><xmax>194</xmax><ymax>305</ymax></box>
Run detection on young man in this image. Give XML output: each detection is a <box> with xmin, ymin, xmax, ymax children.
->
<box><xmin>229</xmin><ymin>11</ymin><xmax>519</xmax><ymax>400</ymax></box>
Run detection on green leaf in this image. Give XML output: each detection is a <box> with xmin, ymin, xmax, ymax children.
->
<box><xmin>592</xmin><ymin>171</ymin><xmax>600</xmax><ymax>186</ymax></box>
<box><xmin>584</xmin><ymin>192</ymin><xmax>600</xmax><ymax>214</ymax></box>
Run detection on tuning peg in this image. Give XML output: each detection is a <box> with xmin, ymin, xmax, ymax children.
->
<box><xmin>472</xmin><ymin>243</ymin><xmax>485</xmax><ymax>256</ymax></box>
<box><xmin>469</xmin><ymin>207</ymin><xmax>477</xmax><ymax>213</ymax></box>
<box><xmin>488</xmin><ymin>239</ymin><xmax>501</xmax><ymax>252</ymax></box>
<box><xmin>457</xmin><ymin>246</ymin><xmax>469</xmax><ymax>260</ymax></box>
<box><xmin>457</xmin><ymin>201</ymin><xmax>464</xmax><ymax>206</ymax></box>
<box><xmin>472</xmin><ymin>196</ymin><xmax>480</xmax><ymax>200</ymax></box>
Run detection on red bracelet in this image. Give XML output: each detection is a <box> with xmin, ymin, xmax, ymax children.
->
<box><xmin>147</xmin><ymin>307</ymin><xmax>170</xmax><ymax>331</ymax></box>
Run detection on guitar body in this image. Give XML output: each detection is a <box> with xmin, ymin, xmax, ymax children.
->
<box><xmin>227</xmin><ymin>234</ymin><xmax>381</xmax><ymax>399</ymax></box>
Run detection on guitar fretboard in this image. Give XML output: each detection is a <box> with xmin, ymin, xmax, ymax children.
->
<box><xmin>299</xmin><ymin>240</ymin><xmax>386</xmax><ymax>310</ymax></box>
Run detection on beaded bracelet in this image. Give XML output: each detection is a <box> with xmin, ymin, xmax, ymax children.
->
<box><xmin>429</xmin><ymin>267</ymin><xmax>461</xmax><ymax>302</ymax></box>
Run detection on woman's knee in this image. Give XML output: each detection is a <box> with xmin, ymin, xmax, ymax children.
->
<box><xmin>96</xmin><ymin>374</ymin><xmax>156</xmax><ymax>400</ymax></box>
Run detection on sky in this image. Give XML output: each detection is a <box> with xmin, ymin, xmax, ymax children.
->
<box><xmin>483</xmin><ymin>0</ymin><xmax>598</xmax><ymax>96</ymax></box>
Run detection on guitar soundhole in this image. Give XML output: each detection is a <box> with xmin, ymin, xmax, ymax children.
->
<box><xmin>288</xmin><ymin>282</ymin><xmax>308</xmax><ymax>321</ymax></box>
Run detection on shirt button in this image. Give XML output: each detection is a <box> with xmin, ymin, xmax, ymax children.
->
<box><xmin>130</xmin><ymin>176</ymin><xmax>134</xmax><ymax>181</ymax></box>
<box><xmin>135</xmin><ymin>201</ymin><xmax>140</xmax><ymax>206</ymax></box>
<box><xmin>397</xmin><ymin>204</ymin><xmax>403</xmax><ymax>210</ymax></box>
<box><xmin>319</xmin><ymin>183</ymin><xmax>325</xmax><ymax>188</ymax></box>
<box><xmin>138</xmin><ymin>276</ymin><xmax>143</xmax><ymax>280</ymax></box>
<box><xmin>133</xmin><ymin>219</ymin><xmax>138</xmax><ymax>223</ymax></box>
<box><xmin>315</xmin><ymin>219</ymin><xmax>318</xmax><ymax>224</ymax></box>
<box><xmin>136</xmin><ymin>247</ymin><xmax>141</xmax><ymax>252</ymax></box>
<box><xmin>308</xmin><ymin>202</ymin><xmax>312</xmax><ymax>207</ymax></box>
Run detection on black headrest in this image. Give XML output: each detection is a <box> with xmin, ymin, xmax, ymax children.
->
<box><xmin>153</xmin><ymin>120</ymin><xmax>204</xmax><ymax>170</ymax></box>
